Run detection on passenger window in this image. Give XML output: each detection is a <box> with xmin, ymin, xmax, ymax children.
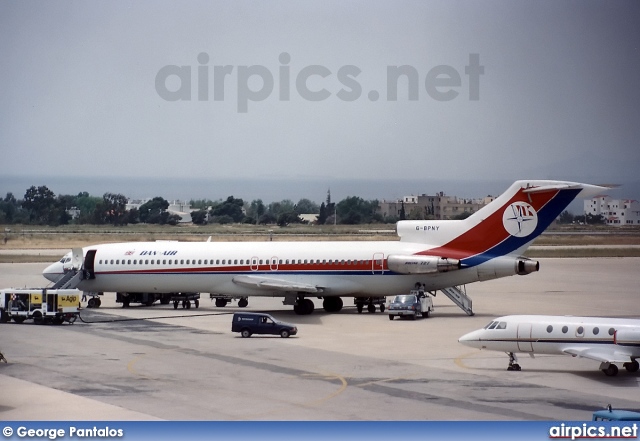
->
<box><xmin>562</xmin><ymin>326</ymin><xmax>568</xmax><ymax>333</ymax></box>
<box><xmin>216</xmin><ymin>260</ymin><xmax>220</xmax><ymax>264</ymax></box>
<box><xmin>546</xmin><ymin>325</ymin><xmax>553</xmax><ymax>333</ymax></box>
<box><xmin>609</xmin><ymin>328</ymin><xmax>615</xmax><ymax>336</ymax></box>
<box><xmin>234</xmin><ymin>260</ymin><xmax>238</xmax><ymax>264</ymax></box>
<box><xmin>222</xmin><ymin>260</ymin><xmax>226</xmax><ymax>265</ymax></box>
<box><xmin>593</xmin><ymin>327</ymin><xmax>599</xmax><ymax>335</ymax></box>
<box><xmin>576</xmin><ymin>326</ymin><xmax>584</xmax><ymax>336</ymax></box>
<box><xmin>151</xmin><ymin>260</ymin><xmax>154</xmax><ymax>264</ymax></box>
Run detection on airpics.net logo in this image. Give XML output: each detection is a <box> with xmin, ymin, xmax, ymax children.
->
<box><xmin>155</xmin><ymin>52</ymin><xmax>484</xmax><ymax>113</ymax></box>
<box><xmin>503</xmin><ymin>202</ymin><xmax>538</xmax><ymax>238</ymax></box>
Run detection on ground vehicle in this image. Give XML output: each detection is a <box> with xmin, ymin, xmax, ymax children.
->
<box><xmin>0</xmin><ymin>288</ymin><xmax>80</xmax><ymax>325</ymax></box>
<box><xmin>231</xmin><ymin>312</ymin><xmax>297</xmax><ymax>338</ymax></box>
<box><xmin>387</xmin><ymin>290</ymin><xmax>433</xmax><ymax>320</ymax></box>
<box><xmin>592</xmin><ymin>406</ymin><xmax>640</xmax><ymax>421</ymax></box>
<box><xmin>354</xmin><ymin>296</ymin><xmax>387</xmax><ymax>313</ymax></box>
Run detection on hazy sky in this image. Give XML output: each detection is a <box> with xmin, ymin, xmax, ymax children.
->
<box><xmin>1</xmin><ymin>1</ymin><xmax>639</xmax><ymax>202</ymax></box>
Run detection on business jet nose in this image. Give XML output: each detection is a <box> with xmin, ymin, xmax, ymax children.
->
<box><xmin>43</xmin><ymin>257</ymin><xmax>66</xmax><ymax>283</ymax></box>
<box><xmin>458</xmin><ymin>330</ymin><xmax>483</xmax><ymax>349</ymax></box>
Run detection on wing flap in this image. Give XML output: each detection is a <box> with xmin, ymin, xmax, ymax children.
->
<box><xmin>562</xmin><ymin>347</ymin><xmax>631</xmax><ymax>363</ymax></box>
<box><xmin>232</xmin><ymin>275</ymin><xmax>322</xmax><ymax>293</ymax></box>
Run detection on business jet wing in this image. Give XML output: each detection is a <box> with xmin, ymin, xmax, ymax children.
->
<box><xmin>562</xmin><ymin>347</ymin><xmax>631</xmax><ymax>364</ymax></box>
<box><xmin>232</xmin><ymin>275</ymin><xmax>323</xmax><ymax>293</ymax></box>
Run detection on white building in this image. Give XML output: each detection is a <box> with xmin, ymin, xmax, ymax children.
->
<box><xmin>584</xmin><ymin>196</ymin><xmax>640</xmax><ymax>226</ymax></box>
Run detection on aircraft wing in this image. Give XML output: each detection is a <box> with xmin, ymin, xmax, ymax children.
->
<box><xmin>562</xmin><ymin>347</ymin><xmax>631</xmax><ymax>364</ymax></box>
<box><xmin>232</xmin><ymin>275</ymin><xmax>323</xmax><ymax>293</ymax></box>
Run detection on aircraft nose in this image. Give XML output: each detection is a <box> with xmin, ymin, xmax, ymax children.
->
<box><xmin>458</xmin><ymin>330</ymin><xmax>483</xmax><ymax>348</ymax></box>
<box><xmin>42</xmin><ymin>261</ymin><xmax>64</xmax><ymax>282</ymax></box>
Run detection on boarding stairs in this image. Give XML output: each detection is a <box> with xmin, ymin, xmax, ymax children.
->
<box><xmin>439</xmin><ymin>285</ymin><xmax>474</xmax><ymax>316</ymax></box>
<box><xmin>52</xmin><ymin>269</ymin><xmax>82</xmax><ymax>289</ymax></box>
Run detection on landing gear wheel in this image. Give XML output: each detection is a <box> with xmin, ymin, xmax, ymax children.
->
<box><xmin>186</xmin><ymin>301</ymin><xmax>191</xmax><ymax>309</ymax></box>
<box><xmin>95</xmin><ymin>298</ymin><xmax>101</xmax><ymax>307</ymax></box>
<box><xmin>194</xmin><ymin>299</ymin><xmax>199</xmax><ymax>308</ymax></box>
<box><xmin>624</xmin><ymin>360</ymin><xmax>639</xmax><ymax>373</ymax></box>
<box><xmin>603</xmin><ymin>364</ymin><xmax>619</xmax><ymax>376</ymax></box>
<box><xmin>507</xmin><ymin>352</ymin><xmax>521</xmax><ymax>371</ymax></box>
<box><xmin>173</xmin><ymin>301</ymin><xmax>178</xmax><ymax>310</ymax></box>
<box><xmin>238</xmin><ymin>298</ymin><xmax>248</xmax><ymax>308</ymax></box>
<box><xmin>87</xmin><ymin>298</ymin><xmax>96</xmax><ymax>308</ymax></box>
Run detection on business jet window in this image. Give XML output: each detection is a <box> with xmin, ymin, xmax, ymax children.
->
<box><xmin>576</xmin><ymin>326</ymin><xmax>584</xmax><ymax>336</ymax></box>
<box><xmin>547</xmin><ymin>325</ymin><xmax>553</xmax><ymax>333</ymax></box>
<box><xmin>593</xmin><ymin>327</ymin><xmax>599</xmax><ymax>335</ymax></box>
<box><xmin>562</xmin><ymin>326</ymin><xmax>568</xmax><ymax>333</ymax></box>
<box><xmin>608</xmin><ymin>328</ymin><xmax>615</xmax><ymax>336</ymax></box>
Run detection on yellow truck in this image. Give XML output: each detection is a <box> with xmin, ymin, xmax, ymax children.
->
<box><xmin>0</xmin><ymin>289</ymin><xmax>80</xmax><ymax>325</ymax></box>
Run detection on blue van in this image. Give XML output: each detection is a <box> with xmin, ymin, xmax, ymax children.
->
<box><xmin>592</xmin><ymin>406</ymin><xmax>640</xmax><ymax>421</ymax></box>
<box><xmin>231</xmin><ymin>312</ymin><xmax>298</xmax><ymax>338</ymax></box>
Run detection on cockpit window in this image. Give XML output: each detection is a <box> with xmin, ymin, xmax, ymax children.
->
<box><xmin>484</xmin><ymin>321</ymin><xmax>507</xmax><ymax>330</ymax></box>
<box><xmin>485</xmin><ymin>321</ymin><xmax>497</xmax><ymax>329</ymax></box>
<box><xmin>496</xmin><ymin>322</ymin><xmax>507</xmax><ymax>329</ymax></box>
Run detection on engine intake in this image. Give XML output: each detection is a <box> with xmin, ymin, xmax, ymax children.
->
<box><xmin>387</xmin><ymin>255</ymin><xmax>461</xmax><ymax>275</ymax></box>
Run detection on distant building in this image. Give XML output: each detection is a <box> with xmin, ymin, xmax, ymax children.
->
<box><xmin>378</xmin><ymin>192</ymin><xmax>495</xmax><ymax>220</ymax></box>
<box><xmin>126</xmin><ymin>199</ymin><xmax>194</xmax><ymax>223</ymax></box>
<box><xmin>584</xmin><ymin>196</ymin><xmax>640</xmax><ymax>226</ymax></box>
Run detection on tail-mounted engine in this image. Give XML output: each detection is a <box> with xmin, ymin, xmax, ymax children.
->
<box><xmin>387</xmin><ymin>255</ymin><xmax>461</xmax><ymax>275</ymax></box>
<box><xmin>516</xmin><ymin>258</ymin><xmax>539</xmax><ymax>275</ymax></box>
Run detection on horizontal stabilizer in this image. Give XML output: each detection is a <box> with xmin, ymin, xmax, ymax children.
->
<box><xmin>232</xmin><ymin>275</ymin><xmax>321</xmax><ymax>293</ymax></box>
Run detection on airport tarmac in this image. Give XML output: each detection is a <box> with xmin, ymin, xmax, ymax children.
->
<box><xmin>0</xmin><ymin>258</ymin><xmax>638</xmax><ymax>421</ymax></box>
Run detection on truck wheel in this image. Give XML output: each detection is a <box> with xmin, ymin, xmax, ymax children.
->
<box><xmin>388</xmin><ymin>315</ymin><xmax>394</xmax><ymax>320</ymax></box>
<box><xmin>186</xmin><ymin>301</ymin><xmax>191</xmax><ymax>309</ymax></box>
<box><xmin>367</xmin><ymin>304</ymin><xmax>376</xmax><ymax>313</ymax></box>
<box><xmin>280</xmin><ymin>329</ymin><xmax>290</xmax><ymax>338</ymax></box>
<box><xmin>194</xmin><ymin>299</ymin><xmax>199</xmax><ymax>308</ymax></box>
<box><xmin>241</xmin><ymin>329</ymin><xmax>251</xmax><ymax>338</ymax></box>
<box><xmin>173</xmin><ymin>301</ymin><xmax>178</xmax><ymax>309</ymax></box>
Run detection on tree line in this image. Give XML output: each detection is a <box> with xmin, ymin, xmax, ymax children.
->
<box><xmin>0</xmin><ymin>185</ymin><xmax>386</xmax><ymax>227</ymax></box>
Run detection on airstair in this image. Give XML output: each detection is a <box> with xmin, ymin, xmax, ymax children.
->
<box><xmin>439</xmin><ymin>285</ymin><xmax>474</xmax><ymax>316</ymax></box>
<box><xmin>51</xmin><ymin>269</ymin><xmax>82</xmax><ymax>289</ymax></box>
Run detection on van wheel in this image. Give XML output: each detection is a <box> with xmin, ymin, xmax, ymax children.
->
<box><xmin>280</xmin><ymin>330</ymin><xmax>290</xmax><ymax>338</ymax></box>
<box><xmin>241</xmin><ymin>329</ymin><xmax>251</xmax><ymax>338</ymax></box>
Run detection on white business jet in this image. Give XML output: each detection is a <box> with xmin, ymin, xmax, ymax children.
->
<box><xmin>42</xmin><ymin>180</ymin><xmax>605</xmax><ymax>315</ymax></box>
<box><xmin>459</xmin><ymin>315</ymin><xmax>640</xmax><ymax>376</ymax></box>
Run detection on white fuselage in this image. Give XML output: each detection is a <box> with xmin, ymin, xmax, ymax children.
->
<box><xmin>459</xmin><ymin>315</ymin><xmax>640</xmax><ymax>362</ymax></box>
<box><xmin>44</xmin><ymin>240</ymin><xmax>523</xmax><ymax>297</ymax></box>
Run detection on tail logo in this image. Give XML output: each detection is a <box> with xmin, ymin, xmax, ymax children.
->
<box><xmin>503</xmin><ymin>202</ymin><xmax>538</xmax><ymax>237</ymax></box>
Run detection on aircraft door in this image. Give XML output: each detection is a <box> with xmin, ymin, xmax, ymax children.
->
<box><xmin>250</xmin><ymin>257</ymin><xmax>259</xmax><ymax>271</ymax></box>
<box><xmin>270</xmin><ymin>257</ymin><xmax>278</xmax><ymax>271</ymax></box>
<box><xmin>517</xmin><ymin>323</ymin><xmax>533</xmax><ymax>352</ymax></box>
<box><xmin>372</xmin><ymin>253</ymin><xmax>385</xmax><ymax>274</ymax></box>
<box><xmin>83</xmin><ymin>250</ymin><xmax>97</xmax><ymax>279</ymax></box>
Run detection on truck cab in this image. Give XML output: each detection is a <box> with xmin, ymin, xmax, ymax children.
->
<box><xmin>388</xmin><ymin>290</ymin><xmax>434</xmax><ymax>320</ymax></box>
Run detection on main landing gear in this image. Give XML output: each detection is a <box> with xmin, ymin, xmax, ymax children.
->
<box><xmin>507</xmin><ymin>352</ymin><xmax>521</xmax><ymax>371</ymax></box>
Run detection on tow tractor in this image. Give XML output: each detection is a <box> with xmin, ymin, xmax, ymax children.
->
<box><xmin>0</xmin><ymin>288</ymin><xmax>81</xmax><ymax>325</ymax></box>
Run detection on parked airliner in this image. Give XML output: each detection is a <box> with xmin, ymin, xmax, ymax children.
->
<box><xmin>43</xmin><ymin>180</ymin><xmax>605</xmax><ymax>315</ymax></box>
<box><xmin>459</xmin><ymin>315</ymin><xmax>640</xmax><ymax>376</ymax></box>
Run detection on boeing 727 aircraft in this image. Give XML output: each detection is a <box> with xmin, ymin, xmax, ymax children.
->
<box><xmin>459</xmin><ymin>315</ymin><xmax>640</xmax><ymax>376</ymax></box>
<box><xmin>43</xmin><ymin>180</ymin><xmax>605</xmax><ymax>315</ymax></box>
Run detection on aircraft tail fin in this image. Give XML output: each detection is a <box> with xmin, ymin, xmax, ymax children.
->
<box><xmin>397</xmin><ymin>180</ymin><xmax>609</xmax><ymax>264</ymax></box>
